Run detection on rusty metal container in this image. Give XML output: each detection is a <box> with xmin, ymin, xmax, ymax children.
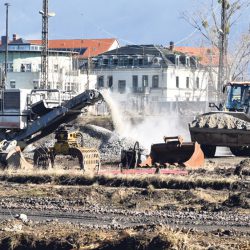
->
<box><xmin>140</xmin><ymin>136</ymin><xmax>204</xmax><ymax>168</ymax></box>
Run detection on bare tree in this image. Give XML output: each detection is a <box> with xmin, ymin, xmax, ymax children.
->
<box><xmin>183</xmin><ymin>0</ymin><xmax>250</xmax><ymax>99</ymax></box>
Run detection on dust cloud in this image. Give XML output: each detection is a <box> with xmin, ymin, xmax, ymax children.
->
<box><xmin>101</xmin><ymin>90</ymin><xmax>190</xmax><ymax>150</ymax></box>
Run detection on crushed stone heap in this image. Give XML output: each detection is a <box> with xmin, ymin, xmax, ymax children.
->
<box><xmin>190</xmin><ymin>113</ymin><xmax>250</xmax><ymax>130</ymax></box>
<box><xmin>79</xmin><ymin>124</ymin><xmax>139</xmax><ymax>162</ymax></box>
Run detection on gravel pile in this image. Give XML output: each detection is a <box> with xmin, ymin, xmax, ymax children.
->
<box><xmin>28</xmin><ymin>124</ymin><xmax>141</xmax><ymax>163</ymax></box>
<box><xmin>190</xmin><ymin>113</ymin><xmax>250</xmax><ymax>130</ymax></box>
<box><xmin>80</xmin><ymin>124</ymin><xmax>138</xmax><ymax>162</ymax></box>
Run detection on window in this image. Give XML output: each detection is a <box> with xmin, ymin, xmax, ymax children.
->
<box><xmin>54</xmin><ymin>64</ymin><xmax>59</xmax><ymax>73</ymax></box>
<box><xmin>33</xmin><ymin>80</ymin><xmax>39</xmax><ymax>89</ymax></box>
<box><xmin>196</xmin><ymin>77</ymin><xmax>200</xmax><ymax>89</ymax></box>
<box><xmin>118</xmin><ymin>80</ymin><xmax>126</xmax><ymax>94</ymax></box>
<box><xmin>65</xmin><ymin>82</ymin><xmax>72</xmax><ymax>91</ymax></box>
<box><xmin>20</xmin><ymin>63</ymin><xmax>31</xmax><ymax>72</ymax></box>
<box><xmin>107</xmin><ymin>76</ymin><xmax>113</xmax><ymax>88</ymax></box>
<box><xmin>138</xmin><ymin>58</ymin><xmax>143</xmax><ymax>65</ymax></box>
<box><xmin>97</xmin><ymin>76</ymin><xmax>104</xmax><ymax>89</ymax></box>
<box><xmin>186</xmin><ymin>77</ymin><xmax>190</xmax><ymax>88</ymax></box>
<box><xmin>176</xmin><ymin>76</ymin><xmax>179</xmax><ymax>88</ymax></box>
<box><xmin>124</xmin><ymin>58</ymin><xmax>128</xmax><ymax>66</ymax></box>
<box><xmin>142</xmin><ymin>75</ymin><xmax>148</xmax><ymax>87</ymax></box>
<box><xmin>152</xmin><ymin>75</ymin><xmax>159</xmax><ymax>88</ymax></box>
<box><xmin>4</xmin><ymin>92</ymin><xmax>20</xmax><ymax>110</ymax></box>
<box><xmin>113</xmin><ymin>58</ymin><xmax>118</xmax><ymax>66</ymax></box>
<box><xmin>175</xmin><ymin>56</ymin><xmax>179</xmax><ymax>66</ymax></box>
<box><xmin>26</xmin><ymin>64</ymin><xmax>32</xmax><ymax>72</ymax></box>
<box><xmin>119</xmin><ymin>58</ymin><xmax>125</xmax><ymax>66</ymax></box>
<box><xmin>103</xmin><ymin>59</ymin><xmax>108</xmax><ymax>65</ymax></box>
<box><xmin>132</xmin><ymin>75</ymin><xmax>138</xmax><ymax>92</ymax></box>
<box><xmin>134</xmin><ymin>58</ymin><xmax>138</xmax><ymax>66</ymax></box>
<box><xmin>10</xmin><ymin>80</ymin><xmax>16</xmax><ymax>88</ymax></box>
<box><xmin>186</xmin><ymin>57</ymin><xmax>190</xmax><ymax>67</ymax></box>
<box><xmin>7</xmin><ymin>63</ymin><xmax>13</xmax><ymax>72</ymax></box>
<box><xmin>20</xmin><ymin>64</ymin><xmax>25</xmax><ymax>72</ymax></box>
<box><xmin>128</xmin><ymin>58</ymin><xmax>133</xmax><ymax>66</ymax></box>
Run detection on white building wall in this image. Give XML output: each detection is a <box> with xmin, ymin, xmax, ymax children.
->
<box><xmin>2</xmin><ymin>51</ymin><xmax>92</xmax><ymax>93</ymax></box>
<box><xmin>94</xmin><ymin>66</ymin><xmax>209</xmax><ymax>102</ymax></box>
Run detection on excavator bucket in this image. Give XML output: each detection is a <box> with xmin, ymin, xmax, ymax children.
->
<box><xmin>0</xmin><ymin>146</ymin><xmax>32</xmax><ymax>169</ymax></box>
<box><xmin>140</xmin><ymin>136</ymin><xmax>204</xmax><ymax>168</ymax></box>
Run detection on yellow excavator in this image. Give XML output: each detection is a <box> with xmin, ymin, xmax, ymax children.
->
<box><xmin>33</xmin><ymin>125</ymin><xmax>100</xmax><ymax>172</ymax></box>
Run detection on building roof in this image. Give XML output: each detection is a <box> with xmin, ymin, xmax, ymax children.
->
<box><xmin>100</xmin><ymin>44</ymin><xmax>171</xmax><ymax>56</ymax></box>
<box><xmin>29</xmin><ymin>38</ymin><xmax>118</xmax><ymax>58</ymax></box>
<box><xmin>95</xmin><ymin>44</ymin><xmax>198</xmax><ymax>68</ymax></box>
<box><xmin>174</xmin><ymin>46</ymin><xmax>219</xmax><ymax>66</ymax></box>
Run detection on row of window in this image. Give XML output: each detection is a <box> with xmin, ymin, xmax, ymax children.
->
<box><xmin>176</xmin><ymin>76</ymin><xmax>200</xmax><ymax>89</ymax></box>
<box><xmin>97</xmin><ymin>75</ymin><xmax>201</xmax><ymax>93</ymax></box>
<box><xmin>97</xmin><ymin>75</ymin><xmax>160</xmax><ymax>93</ymax></box>
<box><xmin>8</xmin><ymin>45</ymin><xmax>42</xmax><ymax>51</ymax></box>
<box><xmin>5</xmin><ymin>63</ymin><xmax>60</xmax><ymax>73</ymax></box>
<box><xmin>98</xmin><ymin>57</ymin><xmax>145</xmax><ymax>67</ymax></box>
<box><xmin>96</xmin><ymin>54</ymin><xmax>196</xmax><ymax>68</ymax></box>
<box><xmin>9</xmin><ymin>79</ymin><xmax>75</xmax><ymax>91</ymax></box>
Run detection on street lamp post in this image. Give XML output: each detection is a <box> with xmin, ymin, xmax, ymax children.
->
<box><xmin>3</xmin><ymin>3</ymin><xmax>10</xmax><ymax>89</ymax></box>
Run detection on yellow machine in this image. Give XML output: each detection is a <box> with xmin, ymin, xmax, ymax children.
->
<box><xmin>33</xmin><ymin>125</ymin><xmax>100</xmax><ymax>172</ymax></box>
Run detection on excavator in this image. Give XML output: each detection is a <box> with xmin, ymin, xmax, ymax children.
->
<box><xmin>0</xmin><ymin>88</ymin><xmax>103</xmax><ymax>170</ymax></box>
<box><xmin>189</xmin><ymin>81</ymin><xmax>250</xmax><ymax>157</ymax></box>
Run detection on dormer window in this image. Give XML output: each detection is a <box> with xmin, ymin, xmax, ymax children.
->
<box><xmin>103</xmin><ymin>59</ymin><xmax>108</xmax><ymax>65</ymax></box>
<box><xmin>175</xmin><ymin>56</ymin><xmax>179</xmax><ymax>66</ymax></box>
<box><xmin>138</xmin><ymin>58</ymin><xmax>143</xmax><ymax>65</ymax></box>
<box><xmin>113</xmin><ymin>56</ymin><xmax>118</xmax><ymax>66</ymax></box>
<box><xmin>128</xmin><ymin>58</ymin><xmax>133</xmax><ymax>66</ymax></box>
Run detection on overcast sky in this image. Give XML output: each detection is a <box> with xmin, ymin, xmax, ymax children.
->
<box><xmin>0</xmin><ymin>0</ymin><xmax>249</xmax><ymax>46</ymax></box>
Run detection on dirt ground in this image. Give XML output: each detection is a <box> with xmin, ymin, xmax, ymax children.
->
<box><xmin>0</xmin><ymin>117</ymin><xmax>249</xmax><ymax>249</ymax></box>
<box><xmin>0</xmin><ymin>155</ymin><xmax>249</xmax><ymax>250</ymax></box>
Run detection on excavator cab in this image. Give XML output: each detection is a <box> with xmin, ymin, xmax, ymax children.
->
<box><xmin>224</xmin><ymin>82</ymin><xmax>250</xmax><ymax>111</ymax></box>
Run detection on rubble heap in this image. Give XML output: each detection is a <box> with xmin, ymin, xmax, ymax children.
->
<box><xmin>190</xmin><ymin>113</ymin><xmax>250</xmax><ymax>130</ymax></box>
<box><xmin>80</xmin><ymin>124</ymin><xmax>138</xmax><ymax>162</ymax></box>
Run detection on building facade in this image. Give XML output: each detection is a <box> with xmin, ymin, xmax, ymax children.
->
<box><xmin>92</xmin><ymin>44</ymin><xmax>211</xmax><ymax>113</ymax></box>
<box><xmin>0</xmin><ymin>35</ymin><xmax>96</xmax><ymax>92</ymax></box>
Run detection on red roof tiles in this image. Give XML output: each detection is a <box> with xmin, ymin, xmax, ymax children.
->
<box><xmin>175</xmin><ymin>46</ymin><xmax>219</xmax><ymax>66</ymax></box>
<box><xmin>29</xmin><ymin>38</ymin><xmax>119</xmax><ymax>58</ymax></box>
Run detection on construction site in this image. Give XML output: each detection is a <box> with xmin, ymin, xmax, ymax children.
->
<box><xmin>0</xmin><ymin>82</ymin><xmax>249</xmax><ymax>249</ymax></box>
<box><xmin>0</xmin><ymin>0</ymin><xmax>249</xmax><ymax>249</ymax></box>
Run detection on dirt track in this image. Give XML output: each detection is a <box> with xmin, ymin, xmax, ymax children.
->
<box><xmin>0</xmin><ymin>155</ymin><xmax>249</xmax><ymax>249</ymax></box>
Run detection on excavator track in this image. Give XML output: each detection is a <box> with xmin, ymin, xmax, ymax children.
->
<box><xmin>33</xmin><ymin>147</ymin><xmax>51</xmax><ymax>169</ymax></box>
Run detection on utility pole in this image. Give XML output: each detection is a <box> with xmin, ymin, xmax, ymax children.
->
<box><xmin>3</xmin><ymin>3</ymin><xmax>10</xmax><ymax>89</ymax></box>
<box><xmin>217</xmin><ymin>0</ymin><xmax>227</xmax><ymax>100</ymax></box>
<box><xmin>40</xmin><ymin>0</ymin><xmax>49</xmax><ymax>89</ymax></box>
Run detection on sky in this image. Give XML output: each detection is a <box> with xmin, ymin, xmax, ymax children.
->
<box><xmin>0</xmin><ymin>0</ymin><xmax>249</xmax><ymax>46</ymax></box>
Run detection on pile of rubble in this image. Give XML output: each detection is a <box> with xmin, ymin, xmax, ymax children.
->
<box><xmin>190</xmin><ymin>113</ymin><xmax>250</xmax><ymax>130</ymax></box>
<box><xmin>29</xmin><ymin>124</ymin><xmax>143</xmax><ymax>164</ymax></box>
<box><xmin>80</xmin><ymin>124</ymin><xmax>139</xmax><ymax>162</ymax></box>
